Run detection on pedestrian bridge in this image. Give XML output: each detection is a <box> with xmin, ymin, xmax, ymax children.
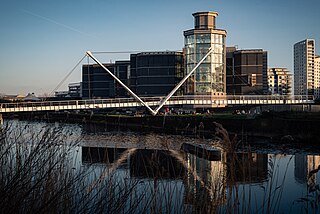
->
<box><xmin>0</xmin><ymin>50</ymin><xmax>315</xmax><ymax>116</ymax></box>
<box><xmin>0</xmin><ymin>95</ymin><xmax>314</xmax><ymax>114</ymax></box>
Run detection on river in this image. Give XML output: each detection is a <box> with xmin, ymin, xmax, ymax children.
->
<box><xmin>1</xmin><ymin>119</ymin><xmax>320</xmax><ymax>213</ymax></box>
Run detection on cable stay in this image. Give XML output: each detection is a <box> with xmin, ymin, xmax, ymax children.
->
<box><xmin>91</xmin><ymin>50</ymin><xmax>183</xmax><ymax>54</ymax></box>
<box><xmin>48</xmin><ymin>55</ymin><xmax>87</xmax><ymax>98</ymax></box>
<box><xmin>91</xmin><ymin>51</ymin><xmax>140</xmax><ymax>54</ymax></box>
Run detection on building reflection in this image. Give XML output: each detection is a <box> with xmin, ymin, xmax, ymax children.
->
<box><xmin>307</xmin><ymin>155</ymin><xmax>320</xmax><ymax>188</ymax></box>
<box><xmin>294</xmin><ymin>154</ymin><xmax>320</xmax><ymax>188</ymax></box>
<box><xmin>184</xmin><ymin>152</ymin><xmax>226</xmax><ymax>209</ymax></box>
<box><xmin>81</xmin><ymin>146</ymin><xmax>269</xmax><ymax>210</ymax></box>
<box><xmin>129</xmin><ymin>149</ymin><xmax>185</xmax><ymax>179</ymax></box>
<box><xmin>226</xmin><ymin>153</ymin><xmax>268</xmax><ymax>184</ymax></box>
<box><xmin>294</xmin><ymin>154</ymin><xmax>308</xmax><ymax>184</ymax></box>
<box><xmin>82</xmin><ymin>146</ymin><xmax>128</xmax><ymax>166</ymax></box>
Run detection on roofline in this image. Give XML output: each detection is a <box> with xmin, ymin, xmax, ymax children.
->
<box><xmin>192</xmin><ymin>11</ymin><xmax>219</xmax><ymax>17</ymax></box>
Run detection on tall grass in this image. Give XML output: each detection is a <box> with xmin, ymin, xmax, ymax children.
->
<box><xmin>0</xmin><ymin>121</ymin><xmax>143</xmax><ymax>213</ymax></box>
<box><xmin>1</xmin><ymin>120</ymin><xmax>317</xmax><ymax>213</ymax></box>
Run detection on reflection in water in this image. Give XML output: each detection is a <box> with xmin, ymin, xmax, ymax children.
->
<box><xmin>295</xmin><ymin>154</ymin><xmax>308</xmax><ymax>184</ymax></box>
<box><xmin>4</xmin><ymin>120</ymin><xmax>320</xmax><ymax>213</ymax></box>
<box><xmin>81</xmin><ymin>143</ymin><xmax>320</xmax><ymax>213</ymax></box>
<box><xmin>307</xmin><ymin>156</ymin><xmax>320</xmax><ymax>189</ymax></box>
<box><xmin>226</xmin><ymin>153</ymin><xmax>268</xmax><ymax>184</ymax></box>
<box><xmin>82</xmin><ymin>147</ymin><xmax>128</xmax><ymax>165</ymax></box>
<box><xmin>295</xmin><ymin>154</ymin><xmax>320</xmax><ymax>195</ymax></box>
<box><xmin>184</xmin><ymin>152</ymin><xmax>226</xmax><ymax>209</ymax></box>
<box><xmin>81</xmin><ymin>145</ymin><xmax>272</xmax><ymax>212</ymax></box>
<box><xmin>130</xmin><ymin>149</ymin><xmax>185</xmax><ymax>179</ymax></box>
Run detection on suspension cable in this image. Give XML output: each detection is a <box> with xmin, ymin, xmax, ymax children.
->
<box><xmin>91</xmin><ymin>51</ymin><xmax>140</xmax><ymax>54</ymax></box>
<box><xmin>48</xmin><ymin>54</ymin><xmax>87</xmax><ymax>98</ymax></box>
<box><xmin>91</xmin><ymin>50</ymin><xmax>183</xmax><ymax>54</ymax></box>
<box><xmin>87</xmin><ymin>55</ymin><xmax>91</xmax><ymax>99</ymax></box>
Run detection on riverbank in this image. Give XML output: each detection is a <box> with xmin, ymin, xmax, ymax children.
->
<box><xmin>4</xmin><ymin>110</ymin><xmax>320</xmax><ymax>145</ymax></box>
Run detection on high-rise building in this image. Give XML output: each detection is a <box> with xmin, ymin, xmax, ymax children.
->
<box><xmin>267</xmin><ymin>68</ymin><xmax>292</xmax><ymax>96</ymax></box>
<box><xmin>130</xmin><ymin>52</ymin><xmax>184</xmax><ymax>97</ymax></box>
<box><xmin>184</xmin><ymin>12</ymin><xmax>227</xmax><ymax>96</ymax></box>
<box><xmin>294</xmin><ymin>39</ymin><xmax>315</xmax><ymax>97</ymax></box>
<box><xmin>226</xmin><ymin>48</ymin><xmax>268</xmax><ymax>95</ymax></box>
<box><xmin>315</xmin><ymin>55</ymin><xmax>320</xmax><ymax>99</ymax></box>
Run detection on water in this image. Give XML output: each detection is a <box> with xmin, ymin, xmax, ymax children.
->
<box><xmin>1</xmin><ymin>119</ymin><xmax>320</xmax><ymax>213</ymax></box>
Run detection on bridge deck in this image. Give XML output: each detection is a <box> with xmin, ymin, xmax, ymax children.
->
<box><xmin>0</xmin><ymin>95</ymin><xmax>314</xmax><ymax>113</ymax></box>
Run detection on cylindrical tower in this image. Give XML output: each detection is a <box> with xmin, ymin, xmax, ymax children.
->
<box><xmin>184</xmin><ymin>11</ymin><xmax>227</xmax><ymax>96</ymax></box>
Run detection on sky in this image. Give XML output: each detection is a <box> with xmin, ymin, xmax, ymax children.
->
<box><xmin>0</xmin><ymin>0</ymin><xmax>319</xmax><ymax>96</ymax></box>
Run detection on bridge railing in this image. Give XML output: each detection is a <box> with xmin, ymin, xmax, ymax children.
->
<box><xmin>0</xmin><ymin>94</ymin><xmax>315</xmax><ymax>113</ymax></box>
<box><xmin>0</xmin><ymin>96</ymin><xmax>165</xmax><ymax>112</ymax></box>
<box><xmin>225</xmin><ymin>95</ymin><xmax>314</xmax><ymax>101</ymax></box>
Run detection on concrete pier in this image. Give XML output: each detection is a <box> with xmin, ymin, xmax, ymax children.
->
<box><xmin>0</xmin><ymin>114</ymin><xmax>3</xmax><ymax>126</ymax></box>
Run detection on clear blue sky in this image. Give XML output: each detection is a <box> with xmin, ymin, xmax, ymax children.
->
<box><xmin>0</xmin><ymin>0</ymin><xmax>319</xmax><ymax>95</ymax></box>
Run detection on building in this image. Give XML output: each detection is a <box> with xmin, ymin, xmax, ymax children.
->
<box><xmin>82</xmin><ymin>63</ymin><xmax>115</xmax><ymax>99</ymax></box>
<box><xmin>1</xmin><ymin>94</ymin><xmax>25</xmax><ymax>102</ymax></box>
<box><xmin>68</xmin><ymin>82</ymin><xmax>82</xmax><ymax>98</ymax></box>
<box><xmin>114</xmin><ymin>61</ymin><xmax>131</xmax><ymax>98</ymax></box>
<box><xmin>82</xmin><ymin>52</ymin><xmax>183</xmax><ymax>99</ymax></box>
<box><xmin>55</xmin><ymin>91</ymin><xmax>69</xmax><ymax>98</ymax></box>
<box><xmin>226</xmin><ymin>47</ymin><xmax>268</xmax><ymax>95</ymax></box>
<box><xmin>55</xmin><ymin>83</ymin><xmax>82</xmax><ymax>98</ymax></box>
<box><xmin>315</xmin><ymin>55</ymin><xmax>320</xmax><ymax>99</ymax></box>
<box><xmin>184</xmin><ymin>12</ymin><xmax>227</xmax><ymax>97</ymax></box>
<box><xmin>23</xmin><ymin>93</ymin><xmax>41</xmax><ymax>101</ymax></box>
<box><xmin>267</xmin><ymin>68</ymin><xmax>292</xmax><ymax>96</ymax></box>
<box><xmin>294</xmin><ymin>39</ymin><xmax>315</xmax><ymax>97</ymax></box>
<box><xmin>82</xmin><ymin>61</ymin><xmax>130</xmax><ymax>99</ymax></box>
<box><xmin>130</xmin><ymin>52</ymin><xmax>184</xmax><ymax>97</ymax></box>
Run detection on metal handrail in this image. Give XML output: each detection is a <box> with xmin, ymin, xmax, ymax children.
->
<box><xmin>0</xmin><ymin>94</ymin><xmax>315</xmax><ymax>113</ymax></box>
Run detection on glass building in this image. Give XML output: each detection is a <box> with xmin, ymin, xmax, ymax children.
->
<box><xmin>82</xmin><ymin>61</ymin><xmax>130</xmax><ymax>99</ymax></box>
<box><xmin>184</xmin><ymin>12</ymin><xmax>227</xmax><ymax>96</ymax></box>
<box><xmin>130</xmin><ymin>52</ymin><xmax>184</xmax><ymax>97</ymax></box>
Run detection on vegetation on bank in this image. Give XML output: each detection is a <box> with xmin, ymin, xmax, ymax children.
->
<box><xmin>1</xmin><ymin>120</ymin><xmax>320</xmax><ymax>213</ymax></box>
<box><xmin>0</xmin><ymin>122</ymin><xmax>143</xmax><ymax>213</ymax></box>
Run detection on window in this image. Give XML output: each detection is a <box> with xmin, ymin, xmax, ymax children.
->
<box><xmin>250</xmin><ymin>74</ymin><xmax>257</xmax><ymax>86</ymax></box>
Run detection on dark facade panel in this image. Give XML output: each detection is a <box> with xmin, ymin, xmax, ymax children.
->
<box><xmin>82</xmin><ymin>61</ymin><xmax>130</xmax><ymax>99</ymax></box>
<box><xmin>226</xmin><ymin>48</ymin><xmax>268</xmax><ymax>95</ymax></box>
<box><xmin>130</xmin><ymin>52</ymin><xmax>184</xmax><ymax>97</ymax></box>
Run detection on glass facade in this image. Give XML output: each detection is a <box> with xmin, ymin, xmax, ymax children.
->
<box><xmin>185</xmin><ymin>33</ymin><xmax>225</xmax><ymax>94</ymax></box>
<box><xmin>130</xmin><ymin>52</ymin><xmax>184</xmax><ymax>96</ymax></box>
<box><xmin>82</xmin><ymin>61</ymin><xmax>130</xmax><ymax>99</ymax></box>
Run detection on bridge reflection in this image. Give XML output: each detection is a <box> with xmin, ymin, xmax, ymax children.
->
<box><xmin>81</xmin><ymin>145</ymin><xmax>269</xmax><ymax>209</ymax></box>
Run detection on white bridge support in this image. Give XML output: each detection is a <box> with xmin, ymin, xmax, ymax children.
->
<box><xmin>86</xmin><ymin>48</ymin><xmax>213</xmax><ymax>115</ymax></box>
<box><xmin>0</xmin><ymin>113</ymin><xmax>3</xmax><ymax>126</ymax></box>
<box><xmin>154</xmin><ymin>47</ymin><xmax>214</xmax><ymax>114</ymax></box>
<box><xmin>86</xmin><ymin>51</ymin><xmax>157</xmax><ymax>115</ymax></box>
